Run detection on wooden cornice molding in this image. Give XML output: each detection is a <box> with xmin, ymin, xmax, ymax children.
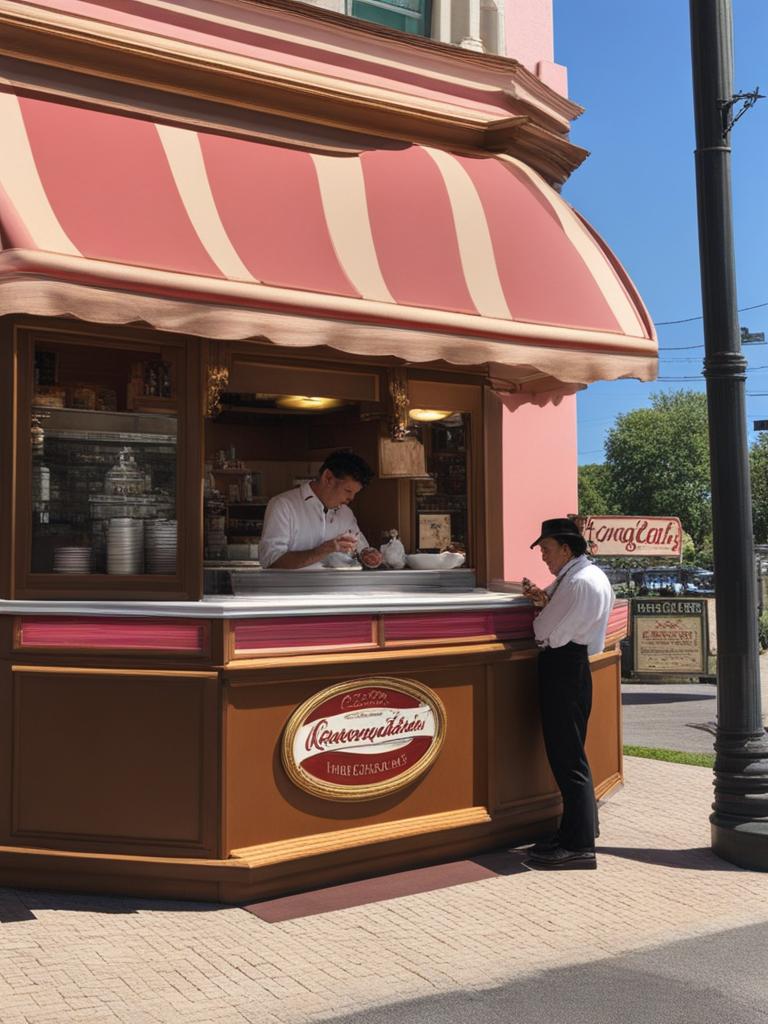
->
<box><xmin>0</xmin><ymin>0</ymin><xmax>587</xmax><ymax>181</ymax></box>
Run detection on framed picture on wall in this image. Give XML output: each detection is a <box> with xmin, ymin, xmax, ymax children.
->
<box><xmin>417</xmin><ymin>512</ymin><xmax>451</xmax><ymax>551</ymax></box>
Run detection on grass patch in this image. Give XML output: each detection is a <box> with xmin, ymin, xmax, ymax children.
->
<box><xmin>623</xmin><ymin>745</ymin><xmax>715</xmax><ymax>768</ymax></box>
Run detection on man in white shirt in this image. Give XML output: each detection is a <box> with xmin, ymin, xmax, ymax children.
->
<box><xmin>522</xmin><ymin>518</ymin><xmax>615</xmax><ymax>870</ymax></box>
<box><xmin>259</xmin><ymin>450</ymin><xmax>383</xmax><ymax>570</ymax></box>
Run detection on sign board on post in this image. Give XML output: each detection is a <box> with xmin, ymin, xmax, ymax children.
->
<box><xmin>582</xmin><ymin>516</ymin><xmax>683</xmax><ymax>559</ymax></box>
<box><xmin>632</xmin><ymin>598</ymin><xmax>708</xmax><ymax>675</ymax></box>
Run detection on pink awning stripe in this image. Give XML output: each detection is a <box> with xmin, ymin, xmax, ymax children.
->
<box><xmin>361</xmin><ymin>147</ymin><xmax>477</xmax><ymax>314</ymax></box>
<box><xmin>457</xmin><ymin>154</ymin><xmax>621</xmax><ymax>332</ymax></box>
<box><xmin>0</xmin><ymin>92</ymin><xmax>657</xmax><ymax>383</ymax></box>
<box><xmin>18</xmin><ymin>97</ymin><xmax>222</xmax><ymax>278</ymax></box>
<box><xmin>198</xmin><ymin>132</ymin><xmax>359</xmax><ymax>296</ymax></box>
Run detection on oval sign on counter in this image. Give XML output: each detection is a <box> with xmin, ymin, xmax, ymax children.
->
<box><xmin>281</xmin><ymin>677</ymin><xmax>447</xmax><ymax>801</ymax></box>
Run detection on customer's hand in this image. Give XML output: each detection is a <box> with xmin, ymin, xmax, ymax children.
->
<box><xmin>522</xmin><ymin>578</ymin><xmax>549</xmax><ymax>609</ymax></box>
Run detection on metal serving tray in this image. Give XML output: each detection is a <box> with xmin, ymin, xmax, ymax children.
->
<box><xmin>229</xmin><ymin>568</ymin><xmax>476</xmax><ymax>595</ymax></box>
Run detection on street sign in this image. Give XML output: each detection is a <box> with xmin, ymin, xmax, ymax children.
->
<box><xmin>632</xmin><ymin>598</ymin><xmax>708</xmax><ymax>676</ymax></box>
<box><xmin>581</xmin><ymin>515</ymin><xmax>683</xmax><ymax>559</ymax></box>
<box><xmin>754</xmin><ymin>420</ymin><xmax>768</xmax><ymax>431</ymax></box>
<box><xmin>741</xmin><ymin>328</ymin><xmax>766</xmax><ymax>344</ymax></box>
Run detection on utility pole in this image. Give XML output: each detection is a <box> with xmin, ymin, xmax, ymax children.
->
<box><xmin>689</xmin><ymin>0</ymin><xmax>768</xmax><ymax>869</ymax></box>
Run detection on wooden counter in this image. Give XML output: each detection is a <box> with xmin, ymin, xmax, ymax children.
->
<box><xmin>0</xmin><ymin>597</ymin><xmax>627</xmax><ymax>902</ymax></box>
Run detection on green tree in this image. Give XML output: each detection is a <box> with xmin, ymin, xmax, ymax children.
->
<box><xmin>750</xmin><ymin>433</ymin><xmax>768</xmax><ymax>543</ymax></box>
<box><xmin>603</xmin><ymin>390</ymin><xmax>711</xmax><ymax>546</ymax></box>
<box><xmin>681</xmin><ymin>531</ymin><xmax>696</xmax><ymax>563</ymax></box>
<box><xmin>578</xmin><ymin>462</ymin><xmax>615</xmax><ymax>515</ymax></box>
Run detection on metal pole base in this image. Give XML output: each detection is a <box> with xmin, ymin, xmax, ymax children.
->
<box><xmin>710</xmin><ymin>731</ymin><xmax>768</xmax><ymax>870</ymax></box>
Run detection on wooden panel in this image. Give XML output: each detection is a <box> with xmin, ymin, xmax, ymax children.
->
<box><xmin>222</xmin><ymin>660</ymin><xmax>481</xmax><ymax>854</ymax></box>
<box><xmin>233</xmin><ymin>615</ymin><xmax>376</xmax><ymax>655</ymax></box>
<box><xmin>383</xmin><ymin>607</ymin><xmax>534</xmax><ymax>644</ymax></box>
<box><xmin>9</xmin><ymin>668</ymin><xmax>219</xmax><ymax>856</ymax></box>
<box><xmin>228</xmin><ymin>360</ymin><xmax>380</xmax><ymax>402</ymax></box>
<box><xmin>0</xmin><ymin>320</ymin><xmax>17</xmax><ymax>599</ymax></box>
<box><xmin>0</xmin><ymin>662</ymin><xmax>12</xmax><ymax>841</ymax></box>
<box><xmin>587</xmin><ymin>650</ymin><xmax>624</xmax><ymax>799</ymax></box>
<box><xmin>486</xmin><ymin>653</ymin><xmax>555</xmax><ymax>814</ymax></box>
<box><xmin>488</xmin><ymin>648</ymin><xmax>624</xmax><ymax>815</ymax></box>
<box><xmin>17</xmin><ymin>616</ymin><xmax>208</xmax><ymax>653</ymax></box>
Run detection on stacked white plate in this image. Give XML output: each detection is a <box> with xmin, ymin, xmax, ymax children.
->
<box><xmin>146</xmin><ymin>519</ymin><xmax>177</xmax><ymax>574</ymax></box>
<box><xmin>107</xmin><ymin>518</ymin><xmax>144</xmax><ymax>575</ymax></box>
<box><xmin>53</xmin><ymin>546</ymin><xmax>91</xmax><ymax>574</ymax></box>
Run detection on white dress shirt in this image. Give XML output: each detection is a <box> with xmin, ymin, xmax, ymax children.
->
<box><xmin>259</xmin><ymin>481</ymin><xmax>368</xmax><ymax>570</ymax></box>
<box><xmin>532</xmin><ymin>555</ymin><xmax>615</xmax><ymax>655</ymax></box>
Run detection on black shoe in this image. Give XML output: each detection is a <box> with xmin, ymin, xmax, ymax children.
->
<box><xmin>524</xmin><ymin>846</ymin><xmax>597</xmax><ymax>870</ymax></box>
<box><xmin>528</xmin><ymin>836</ymin><xmax>560</xmax><ymax>855</ymax></box>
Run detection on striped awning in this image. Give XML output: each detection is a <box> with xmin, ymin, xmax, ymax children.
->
<box><xmin>0</xmin><ymin>91</ymin><xmax>657</xmax><ymax>390</ymax></box>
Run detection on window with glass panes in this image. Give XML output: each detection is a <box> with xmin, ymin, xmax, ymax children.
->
<box><xmin>348</xmin><ymin>0</ymin><xmax>431</xmax><ymax>36</ymax></box>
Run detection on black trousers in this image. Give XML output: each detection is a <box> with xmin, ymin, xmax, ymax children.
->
<box><xmin>537</xmin><ymin>642</ymin><xmax>598</xmax><ymax>852</ymax></box>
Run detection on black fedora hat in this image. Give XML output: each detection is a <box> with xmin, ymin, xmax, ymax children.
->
<box><xmin>530</xmin><ymin>518</ymin><xmax>584</xmax><ymax>549</ymax></box>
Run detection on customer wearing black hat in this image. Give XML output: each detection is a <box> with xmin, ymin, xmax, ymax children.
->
<box><xmin>522</xmin><ymin>518</ymin><xmax>614</xmax><ymax>870</ymax></box>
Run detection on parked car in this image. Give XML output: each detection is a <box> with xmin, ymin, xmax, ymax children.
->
<box><xmin>597</xmin><ymin>565</ymin><xmax>715</xmax><ymax>596</ymax></box>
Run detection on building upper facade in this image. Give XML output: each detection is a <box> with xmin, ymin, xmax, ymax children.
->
<box><xmin>301</xmin><ymin>0</ymin><xmax>567</xmax><ymax>91</ymax></box>
<box><xmin>0</xmin><ymin>0</ymin><xmax>583</xmax><ymax>185</ymax></box>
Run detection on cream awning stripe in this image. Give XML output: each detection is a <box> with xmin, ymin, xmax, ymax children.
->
<box><xmin>310</xmin><ymin>153</ymin><xmax>393</xmax><ymax>303</ymax></box>
<box><xmin>0</xmin><ymin>91</ymin><xmax>79</xmax><ymax>256</ymax></box>
<box><xmin>422</xmin><ymin>146</ymin><xmax>511</xmax><ymax>321</ymax></box>
<box><xmin>156</xmin><ymin>124</ymin><xmax>256</xmax><ymax>282</ymax></box>
<box><xmin>497</xmin><ymin>153</ymin><xmax>647</xmax><ymax>338</ymax></box>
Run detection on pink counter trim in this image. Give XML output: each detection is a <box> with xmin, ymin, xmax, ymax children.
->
<box><xmin>18</xmin><ymin>617</ymin><xmax>207</xmax><ymax>651</ymax></box>
<box><xmin>383</xmin><ymin>608</ymin><xmax>535</xmax><ymax>642</ymax></box>
<box><xmin>234</xmin><ymin>616</ymin><xmax>375</xmax><ymax>652</ymax></box>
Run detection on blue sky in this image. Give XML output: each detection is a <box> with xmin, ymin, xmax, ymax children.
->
<box><xmin>552</xmin><ymin>0</ymin><xmax>768</xmax><ymax>465</ymax></box>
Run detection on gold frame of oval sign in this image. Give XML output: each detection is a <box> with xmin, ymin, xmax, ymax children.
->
<box><xmin>281</xmin><ymin>676</ymin><xmax>447</xmax><ymax>801</ymax></box>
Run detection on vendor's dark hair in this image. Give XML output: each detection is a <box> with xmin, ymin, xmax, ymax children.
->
<box><xmin>320</xmin><ymin>450</ymin><xmax>374</xmax><ymax>487</ymax></box>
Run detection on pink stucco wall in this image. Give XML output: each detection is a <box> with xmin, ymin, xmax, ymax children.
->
<box><xmin>504</xmin><ymin>0</ymin><xmax>568</xmax><ymax>96</ymax></box>
<box><xmin>501</xmin><ymin>394</ymin><xmax>578</xmax><ymax>584</ymax></box>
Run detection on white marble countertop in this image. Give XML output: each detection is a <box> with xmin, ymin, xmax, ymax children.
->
<box><xmin>0</xmin><ymin>588</ymin><xmax>530</xmax><ymax>619</ymax></box>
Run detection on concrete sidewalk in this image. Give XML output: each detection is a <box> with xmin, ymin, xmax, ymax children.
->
<box><xmin>1</xmin><ymin>757</ymin><xmax>768</xmax><ymax>1024</ymax></box>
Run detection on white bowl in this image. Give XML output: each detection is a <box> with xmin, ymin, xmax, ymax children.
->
<box><xmin>406</xmin><ymin>552</ymin><xmax>466</xmax><ymax>570</ymax></box>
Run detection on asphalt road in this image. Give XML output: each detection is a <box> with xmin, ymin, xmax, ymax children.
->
<box><xmin>621</xmin><ymin>681</ymin><xmax>718</xmax><ymax>754</ymax></box>
<box><xmin>620</xmin><ymin>652</ymin><xmax>768</xmax><ymax>754</ymax></box>
<box><xmin>332</xmin><ymin>921</ymin><xmax>768</xmax><ymax>1024</ymax></box>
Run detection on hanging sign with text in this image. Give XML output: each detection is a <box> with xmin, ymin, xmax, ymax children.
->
<box><xmin>582</xmin><ymin>516</ymin><xmax>683</xmax><ymax>559</ymax></box>
<box><xmin>632</xmin><ymin>598</ymin><xmax>708</xmax><ymax>675</ymax></box>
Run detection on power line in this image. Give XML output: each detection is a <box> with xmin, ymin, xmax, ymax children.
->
<box><xmin>656</xmin><ymin>300</ymin><xmax>768</xmax><ymax>325</ymax></box>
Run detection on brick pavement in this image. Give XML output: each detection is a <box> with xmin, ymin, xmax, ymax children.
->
<box><xmin>1</xmin><ymin>756</ymin><xmax>768</xmax><ymax>1024</ymax></box>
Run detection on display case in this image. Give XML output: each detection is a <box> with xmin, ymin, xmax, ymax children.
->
<box><xmin>13</xmin><ymin>326</ymin><xmax>202</xmax><ymax>600</ymax></box>
<box><xmin>413</xmin><ymin>413</ymin><xmax>469</xmax><ymax>552</ymax></box>
<box><xmin>407</xmin><ymin>377</ymin><xmax>482</xmax><ymax>569</ymax></box>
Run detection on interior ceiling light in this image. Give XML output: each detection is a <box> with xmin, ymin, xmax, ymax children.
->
<box><xmin>275</xmin><ymin>395</ymin><xmax>345</xmax><ymax>411</ymax></box>
<box><xmin>408</xmin><ymin>408</ymin><xmax>453</xmax><ymax>422</ymax></box>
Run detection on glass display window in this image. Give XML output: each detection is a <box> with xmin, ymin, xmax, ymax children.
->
<box><xmin>406</xmin><ymin>378</ymin><xmax>484</xmax><ymax>575</ymax></box>
<box><xmin>15</xmin><ymin>329</ymin><xmax>199</xmax><ymax>598</ymax></box>
<box><xmin>412</xmin><ymin>413</ymin><xmax>469</xmax><ymax>553</ymax></box>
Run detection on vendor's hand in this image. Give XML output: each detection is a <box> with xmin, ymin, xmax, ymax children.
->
<box><xmin>360</xmin><ymin>547</ymin><xmax>383</xmax><ymax>569</ymax></box>
<box><xmin>323</xmin><ymin>532</ymin><xmax>358</xmax><ymax>556</ymax></box>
